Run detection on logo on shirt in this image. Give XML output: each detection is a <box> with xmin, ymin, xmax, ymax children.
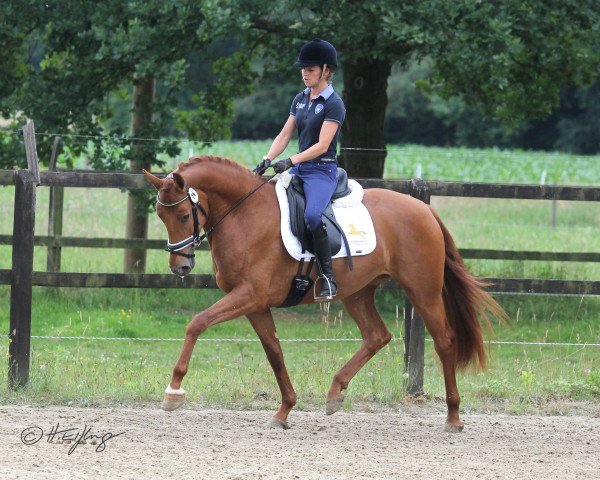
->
<box><xmin>315</xmin><ymin>104</ymin><xmax>324</xmax><ymax>115</ymax></box>
<box><xmin>296</xmin><ymin>102</ymin><xmax>306</xmax><ymax>110</ymax></box>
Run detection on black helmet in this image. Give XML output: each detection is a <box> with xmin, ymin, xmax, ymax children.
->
<box><xmin>293</xmin><ymin>38</ymin><xmax>338</xmax><ymax>68</ymax></box>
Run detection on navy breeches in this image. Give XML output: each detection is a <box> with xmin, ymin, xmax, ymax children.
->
<box><xmin>290</xmin><ymin>162</ymin><xmax>338</xmax><ymax>231</ymax></box>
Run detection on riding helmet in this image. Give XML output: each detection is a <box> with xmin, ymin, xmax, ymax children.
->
<box><xmin>293</xmin><ymin>38</ymin><xmax>338</xmax><ymax>68</ymax></box>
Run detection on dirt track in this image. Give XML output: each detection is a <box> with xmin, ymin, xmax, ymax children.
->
<box><xmin>1</xmin><ymin>405</ymin><xmax>599</xmax><ymax>479</ymax></box>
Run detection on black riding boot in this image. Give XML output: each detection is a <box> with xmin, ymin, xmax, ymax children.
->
<box><xmin>312</xmin><ymin>221</ymin><xmax>337</xmax><ymax>299</ymax></box>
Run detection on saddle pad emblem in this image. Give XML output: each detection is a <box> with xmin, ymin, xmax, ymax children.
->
<box><xmin>347</xmin><ymin>224</ymin><xmax>367</xmax><ymax>237</ymax></box>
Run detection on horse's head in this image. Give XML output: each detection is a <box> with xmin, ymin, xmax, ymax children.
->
<box><xmin>144</xmin><ymin>169</ymin><xmax>209</xmax><ymax>277</ymax></box>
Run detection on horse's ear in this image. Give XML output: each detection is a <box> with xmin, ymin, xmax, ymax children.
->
<box><xmin>172</xmin><ymin>172</ymin><xmax>186</xmax><ymax>190</ymax></box>
<box><xmin>143</xmin><ymin>169</ymin><xmax>163</xmax><ymax>190</ymax></box>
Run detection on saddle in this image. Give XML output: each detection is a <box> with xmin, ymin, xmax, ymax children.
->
<box><xmin>278</xmin><ymin>168</ymin><xmax>354</xmax><ymax>308</ymax></box>
<box><xmin>285</xmin><ymin>168</ymin><xmax>353</xmax><ymax>262</ymax></box>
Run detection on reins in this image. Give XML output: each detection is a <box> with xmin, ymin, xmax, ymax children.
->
<box><xmin>158</xmin><ymin>173</ymin><xmax>276</xmax><ymax>258</ymax></box>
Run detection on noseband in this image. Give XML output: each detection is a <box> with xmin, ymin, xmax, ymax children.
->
<box><xmin>157</xmin><ymin>187</ymin><xmax>208</xmax><ymax>259</ymax></box>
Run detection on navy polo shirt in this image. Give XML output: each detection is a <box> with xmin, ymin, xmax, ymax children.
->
<box><xmin>290</xmin><ymin>85</ymin><xmax>346</xmax><ymax>161</ymax></box>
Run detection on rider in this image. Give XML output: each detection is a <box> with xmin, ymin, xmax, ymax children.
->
<box><xmin>262</xmin><ymin>38</ymin><xmax>346</xmax><ymax>300</ymax></box>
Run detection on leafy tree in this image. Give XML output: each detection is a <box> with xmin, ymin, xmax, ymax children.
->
<box><xmin>424</xmin><ymin>0</ymin><xmax>600</xmax><ymax>124</ymax></box>
<box><xmin>240</xmin><ymin>0</ymin><xmax>600</xmax><ymax>177</ymax></box>
<box><xmin>239</xmin><ymin>1</ymin><xmax>406</xmax><ymax>177</ymax></box>
<box><xmin>553</xmin><ymin>84</ymin><xmax>600</xmax><ymax>154</ymax></box>
<box><xmin>4</xmin><ymin>1</ymin><xmax>251</xmax><ymax>272</ymax></box>
<box><xmin>232</xmin><ymin>77</ymin><xmax>300</xmax><ymax>140</ymax></box>
<box><xmin>0</xmin><ymin>1</ymin><xmax>47</xmax><ymax>168</ymax></box>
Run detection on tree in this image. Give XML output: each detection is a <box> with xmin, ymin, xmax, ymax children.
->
<box><xmin>5</xmin><ymin>1</ymin><xmax>251</xmax><ymax>272</ymax></box>
<box><xmin>242</xmin><ymin>0</ymin><xmax>600</xmax><ymax>177</ymax></box>
<box><xmin>240</xmin><ymin>0</ymin><xmax>409</xmax><ymax>177</ymax></box>
<box><xmin>0</xmin><ymin>1</ymin><xmax>48</xmax><ymax>168</ymax></box>
<box><xmin>421</xmin><ymin>0</ymin><xmax>600</xmax><ymax>123</ymax></box>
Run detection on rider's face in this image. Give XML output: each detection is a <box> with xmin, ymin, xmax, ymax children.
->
<box><xmin>301</xmin><ymin>66</ymin><xmax>326</xmax><ymax>88</ymax></box>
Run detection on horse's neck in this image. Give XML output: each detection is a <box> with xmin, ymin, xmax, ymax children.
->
<box><xmin>196</xmin><ymin>165</ymin><xmax>276</xmax><ymax>258</ymax></box>
<box><xmin>187</xmin><ymin>163</ymin><xmax>263</xmax><ymax>225</ymax></box>
<box><xmin>192</xmin><ymin>164</ymin><xmax>259</xmax><ymax>203</ymax></box>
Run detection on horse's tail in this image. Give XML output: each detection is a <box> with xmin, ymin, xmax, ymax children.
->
<box><xmin>430</xmin><ymin>208</ymin><xmax>508</xmax><ymax>371</ymax></box>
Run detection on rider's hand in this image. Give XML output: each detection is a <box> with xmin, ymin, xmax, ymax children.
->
<box><xmin>252</xmin><ymin>156</ymin><xmax>271</xmax><ymax>175</ymax></box>
<box><xmin>272</xmin><ymin>158</ymin><xmax>293</xmax><ymax>174</ymax></box>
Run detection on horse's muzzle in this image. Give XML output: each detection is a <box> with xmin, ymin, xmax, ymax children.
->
<box><xmin>170</xmin><ymin>256</ymin><xmax>195</xmax><ymax>277</ymax></box>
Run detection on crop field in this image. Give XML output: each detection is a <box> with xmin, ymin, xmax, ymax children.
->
<box><xmin>0</xmin><ymin>142</ymin><xmax>599</xmax><ymax>413</ymax></box>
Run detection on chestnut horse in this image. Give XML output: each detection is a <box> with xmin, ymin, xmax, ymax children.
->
<box><xmin>144</xmin><ymin>156</ymin><xmax>505</xmax><ymax>432</ymax></box>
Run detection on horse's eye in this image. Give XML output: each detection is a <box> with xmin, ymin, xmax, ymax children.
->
<box><xmin>181</xmin><ymin>214</ymin><xmax>190</xmax><ymax>223</ymax></box>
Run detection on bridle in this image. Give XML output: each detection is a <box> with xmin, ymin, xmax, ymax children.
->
<box><xmin>156</xmin><ymin>186</ymin><xmax>208</xmax><ymax>259</ymax></box>
<box><xmin>156</xmin><ymin>173</ymin><xmax>274</xmax><ymax>259</ymax></box>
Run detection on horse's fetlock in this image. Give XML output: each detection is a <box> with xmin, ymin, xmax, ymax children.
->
<box><xmin>284</xmin><ymin>392</ymin><xmax>297</xmax><ymax>408</ymax></box>
<box><xmin>446</xmin><ymin>392</ymin><xmax>461</xmax><ymax>409</ymax></box>
<box><xmin>173</xmin><ymin>365</ymin><xmax>187</xmax><ymax>378</ymax></box>
<box><xmin>333</xmin><ymin>373</ymin><xmax>348</xmax><ymax>390</ymax></box>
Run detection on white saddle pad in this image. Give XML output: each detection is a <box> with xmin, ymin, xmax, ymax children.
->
<box><xmin>275</xmin><ymin>172</ymin><xmax>376</xmax><ymax>261</ymax></box>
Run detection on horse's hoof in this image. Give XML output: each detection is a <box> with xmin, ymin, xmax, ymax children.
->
<box><xmin>444</xmin><ymin>421</ymin><xmax>464</xmax><ymax>433</ymax></box>
<box><xmin>267</xmin><ymin>418</ymin><xmax>290</xmax><ymax>430</ymax></box>
<box><xmin>162</xmin><ymin>393</ymin><xmax>185</xmax><ymax>411</ymax></box>
<box><xmin>325</xmin><ymin>396</ymin><xmax>344</xmax><ymax>415</ymax></box>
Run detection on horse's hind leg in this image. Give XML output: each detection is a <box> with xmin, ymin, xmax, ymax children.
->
<box><xmin>407</xmin><ymin>290</ymin><xmax>463</xmax><ymax>432</ymax></box>
<box><xmin>326</xmin><ymin>285</ymin><xmax>392</xmax><ymax>415</ymax></box>
<box><xmin>247</xmin><ymin>310</ymin><xmax>296</xmax><ymax>429</ymax></box>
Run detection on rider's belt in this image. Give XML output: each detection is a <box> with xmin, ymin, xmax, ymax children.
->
<box><xmin>310</xmin><ymin>158</ymin><xmax>337</xmax><ymax>164</ymax></box>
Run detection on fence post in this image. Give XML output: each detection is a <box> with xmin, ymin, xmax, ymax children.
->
<box><xmin>21</xmin><ymin>120</ymin><xmax>40</xmax><ymax>185</ymax></box>
<box><xmin>47</xmin><ymin>136</ymin><xmax>63</xmax><ymax>272</ymax></box>
<box><xmin>404</xmin><ymin>178</ymin><xmax>430</xmax><ymax>395</ymax></box>
<box><xmin>9</xmin><ymin>170</ymin><xmax>37</xmax><ymax>388</ymax></box>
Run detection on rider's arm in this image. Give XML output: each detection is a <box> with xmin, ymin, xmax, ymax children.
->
<box><xmin>266</xmin><ymin>115</ymin><xmax>296</xmax><ymax>160</ymax></box>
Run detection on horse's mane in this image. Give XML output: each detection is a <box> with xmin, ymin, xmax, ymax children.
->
<box><xmin>177</xmin><ymin>155</ymin><xmax>254</xmax><ymax>177</ymax></box>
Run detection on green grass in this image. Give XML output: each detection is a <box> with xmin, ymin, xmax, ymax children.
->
<box><xmin>0</xmin><ymin>141</ymin><xmax>599</xmax><ymax>413</ymax></box>
<box><xmin>383</xmin><ymin>145</ymin><xmax>600</xmax><ymax>185</ymax></box>
<box><xmin>0</xmin><ymin>287</ymin><xmax>598</xmax><ymax>413</ymax></box>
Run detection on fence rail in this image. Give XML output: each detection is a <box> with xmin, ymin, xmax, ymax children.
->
<box><xmin>3</xmin><ymin>121</ymin><xmax>600</xmax><ymax>394</ymax></box>
<box><xmin>3</xmin><ymin>169</ymin><xmax>600</xmax><ymax>199</ymax></box>
<box><xmin>1</xmin><ymin>270</ymin><xmax>599</xmax><ymax>295</ymax></box>
<box><xmin>3</xmin><ymin>235</ymin><xmax>600</xmax><ymax>263</ymax></box>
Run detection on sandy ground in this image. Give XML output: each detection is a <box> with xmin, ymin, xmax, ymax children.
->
<box><xmin>1</xmin><ymin>405</ymin><xmax>599</xmax><ymax>480</ymax></box>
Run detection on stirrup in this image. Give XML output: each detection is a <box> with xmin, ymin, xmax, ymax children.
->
<box><xmin>314</xmin><ymin>275</ymin><xmax>336</xmax><ymax>302</ymax></box>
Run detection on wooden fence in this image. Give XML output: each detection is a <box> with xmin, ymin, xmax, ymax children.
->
<box><xmin>2</xmin><ymin>122</ymin><xmax>599</xmax><ymax>393</ymax></box>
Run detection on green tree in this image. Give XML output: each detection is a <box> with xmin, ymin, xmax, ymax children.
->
<box><xmin>0</xmin><ymin>1</ymin><xmax>47</xmax><ymax>168</ymax></box>
<box><xmin>425</xmin><ymin>0</ymin><xmax>600</xmax><ymax>123</ymax></box>
<box><xmin>384</xmin><ymin>60</ymin><xmax>600</xmax><ymax>154</ymax></box>
<box><xmin>241</xmin><ymin>0</ymin><xmax>599</xmax><ymax>177</ymax></box>
<box><xmin>239</xmin><ymin>0</ymin><xmax>407</xmax><ymax>177</ymax></box>
<box><xmin>5</xmin><ymin>1</ymin><xmax>250</xmax><ymax>272</ymax></box>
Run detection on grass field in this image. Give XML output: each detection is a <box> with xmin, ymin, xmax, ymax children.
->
<box><xmin>0</xmin><ymin>141</ymin><xmax>599</xmax><ymax>413</ymax></box>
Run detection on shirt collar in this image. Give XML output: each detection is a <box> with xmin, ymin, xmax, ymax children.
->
<box><xmin>304</xmin><ymin>84</ymin><xmax>334</xmax><ymax>100</ymax></box>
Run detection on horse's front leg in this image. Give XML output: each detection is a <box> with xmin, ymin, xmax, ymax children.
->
<box><xmin>162</xmin><ymin>285</ymin><xmax>257</xmax><ymax>411</ymax></box>
<box><xmin>247</xmin><ymin>310</ymin><xmax>296</xmax><ymax>429</ymax></box>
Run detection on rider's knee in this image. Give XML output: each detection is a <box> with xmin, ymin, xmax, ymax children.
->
<box><xmin>304</xmin><ymin>209</ymin><xmax>322</xmax><ymax>231</ymax></box>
